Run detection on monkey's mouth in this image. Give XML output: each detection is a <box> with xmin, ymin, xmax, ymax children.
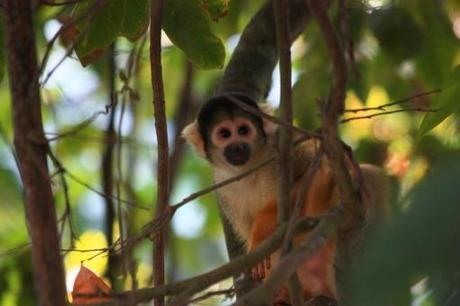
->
<box><xmin>224</xmin><ymin>143</ymin><xmax>251</xmax><ymax>166</ymax></box>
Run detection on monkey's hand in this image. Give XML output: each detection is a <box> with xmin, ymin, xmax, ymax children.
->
<box><xmin>251</xmin><ymin>257</ymin><xmax>271</xmax><ymax>280</ymax></box>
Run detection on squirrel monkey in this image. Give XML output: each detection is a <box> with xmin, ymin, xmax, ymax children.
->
<box><xmin>182</xmin><ymin>94</ymin><xmax>387</xmax><ymax>303</ymax></box>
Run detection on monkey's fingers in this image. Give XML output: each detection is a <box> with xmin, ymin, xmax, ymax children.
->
<box><xmin>252</xmin><ymin>262</ymin><xmax>266</xmax><ymax>280</ymax></box>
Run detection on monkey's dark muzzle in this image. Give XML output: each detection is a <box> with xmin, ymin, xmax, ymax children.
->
<box><xmin>224</xmin><ymin>142</ymin><xmax>251</xmax><ymax>166</ymax></box>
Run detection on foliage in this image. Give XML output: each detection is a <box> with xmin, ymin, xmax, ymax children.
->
<box><xmin>0</xmin><ymin>0</ymin><xmax>459</xmax><ymax>305</ymax></box>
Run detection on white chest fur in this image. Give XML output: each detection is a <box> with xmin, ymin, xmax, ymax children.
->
<box><xmin>213</xmin><ymin>165</ymin><xmax>277</xmax><ymax>242</ymax></box>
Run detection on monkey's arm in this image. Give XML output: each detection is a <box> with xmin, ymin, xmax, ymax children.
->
<box><xmin>248</xmin><ymin>201</ymin><xmax>278</xmax><ymax>280</ymax></box>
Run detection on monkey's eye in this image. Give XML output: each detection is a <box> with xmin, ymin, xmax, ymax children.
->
<box><xmin>237</xmin><ymin>124</ymin><xmax>250</xmax><ymax>136</ymax></box>
<box><xmin>218</xmin><ymin>128</ymin><xmax>231</xmax><ymax>139</ymax></box>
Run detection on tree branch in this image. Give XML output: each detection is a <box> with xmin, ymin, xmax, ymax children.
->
<box><xmin>3</xmin><ymin>1</ymin><xmax>67</xmax><ymax>305</ymax></box>
<box><xmin>83</xmin><ymin>217</ymin><xmax>319</xmax><ymax>306</ymax></box>
<box><xmin>306</xmin><ymin>0</ymin><xmax>362</xmax><ymax>224</ymax></box>
<box><xmin>150</xmin><ymin>1</ymin><xmax>169</xmax><ymax>306</ymax></box>
<box><xmin>217</xmin><ymin>0</ymin><xmax>311</xmax><ymax>101</ymax></box>
<box><xmin>273</xmin><ymin>0</ymin><xmax>304</xmax><ymax>303</ymax></box>
<box><xmin>341</xmin><ymin>108</ymin><xmax>438</xmax><ymax>123</ymax></box>
<box><xmin>343</xmin><ymin>89</ymin><xmax>441</xmax><ymax>113</ymax></box>
<box><xmin>274</xmin><ymin>0</ymin><xmax>294</xmax><ymax>224</ymax></box>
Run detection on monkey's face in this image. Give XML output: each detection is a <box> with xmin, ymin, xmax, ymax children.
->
<box><xmin>181</xmin><ymin>98</ymin><xmax>277</xmax><ymax>170</ymax></box>
<box><xmin>207</xmin><ymin>116</ymin><xmax>266</xmax><ymax>167</ymax></box>
<box><xmin>208</xmin><ymin>116</ymin><xmax>260</xmax><ymax>167</ymax></box>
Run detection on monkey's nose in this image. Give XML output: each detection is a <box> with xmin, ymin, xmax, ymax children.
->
<box><xmin>224</xmin><ymin>142</ymin><xmax>251</xmax><ymax>166</ymax></box>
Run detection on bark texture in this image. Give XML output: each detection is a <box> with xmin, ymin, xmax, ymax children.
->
<box><xmin>3</xmin><ymin>1</ymin><xmax>67</xmax><ymax>305</ymax></box>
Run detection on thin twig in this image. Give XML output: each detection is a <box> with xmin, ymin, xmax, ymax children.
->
<box><xmin>38</xmin><ymin>0</ymin><xmax>85</xmax><ymax>6</ymax></box>
<box><xmin>47</xmin><ymin>106</ymin><xmax>113</xmax><ymax>142</ymax></box>
<box><xmin>225</xmin><ymin>95</ymin><xmax>320</xmax><ymax>139</ymax></box>
<box><xmin>0</xmin><ymin>243</ymin><xmax>31</xmax><ymax>257</ymax></box>
<box><xmin>341</xmin><ymin>108</ymin><xmax>438</xmax><ymax>123</ymax></box>
<box><xmin>65</xmin><ymin>169</ymin><xmax>150</xmax><ymax>210</ymax></box>
<box><xmin>48</xmin><ymin>150</ymin><xmax>77</xmax><ymax>244</ymax></box>
<box><xmin>343</xmin><ymin>89</ymin><xmax>441</xmax><ymax>113</ymax></box>
<box><xmin>84</xmin><ymin>217</ymin><xmax>318</xmax><ymax>306</ymax></box>
<box><xmin>39</xmin><ymin>0</ymin><xmax>108</xmax><ymax>82</ymax></box>
<box><xmin>68</xmin><ymin>146</ymin><xmax>290</xmax><ymax>286</ymax></box>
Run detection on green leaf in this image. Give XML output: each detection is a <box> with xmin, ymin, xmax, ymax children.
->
<box><xmin>417</xmin><ymin>66</ymin><xmax>460</xmax><ymax>142</ymax></box>
<box><xmin>413</xmin><ymin>0</ymin><xmax>458</xmax><ymax>87</ymax></box>
<box><xmin>73</xmin><ymin>0</ymin><xmax>149</xmax><ymax>66</ymax></box>
<box><xmin>163</xmin><ymin>0</ymin><xmax>226</xmax><ymax>69</ymax></box>
<box><xmin>369</xmin><ymin>6</ymin><xmax>423</xmax><ymax>63</ymax></box>
<box><xmin>349</xmin><ymin>157</ymin><xmax>460</xmax><ymax>306</ymax></box>
<box><xmin>118</xmin><ymin>0</ymin><xmax>150</xmax><ymax>40</ymax></box>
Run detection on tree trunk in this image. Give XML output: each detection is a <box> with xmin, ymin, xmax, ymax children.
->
<box><xmin>3</xmin><ymin>1</ymin><xmax>67</xmax><ymax>306</ymax></box>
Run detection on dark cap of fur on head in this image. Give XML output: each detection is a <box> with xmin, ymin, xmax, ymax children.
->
<box><xmin>197</xmin><ymin>93</ymin><xmax>265</xmax><ymax>150</ymax></box>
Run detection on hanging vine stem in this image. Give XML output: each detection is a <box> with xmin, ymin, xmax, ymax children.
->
<box><xmin>273</xmin><ymin>0</ymin><xmax>305</xmax><ymax>304</ymax></box>
<box><xmin>150</xmin><ymin>1</ymin><xmax>169</xmax><ymax>306</ymax></box>
<box><xmin>306</xmin><ymin>0</ymin><xmax>362</xmax><ymax>224</ymax></box>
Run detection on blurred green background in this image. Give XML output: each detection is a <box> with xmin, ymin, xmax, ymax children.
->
<box><xmin>0</xmin><ymin>0</ymin><xmax>459</xmax><ymax>305</ymax></box>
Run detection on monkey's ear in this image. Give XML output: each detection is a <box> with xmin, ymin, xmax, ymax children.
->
<box><xmin>259</xmin><ymin>103</ymin><xmax>278</xmax><ymax>136</ymax></box>
<box><xmin>259</xmin><ymin>103</ymin><xmax>274</xmax><ymax>115</ymax></box>
<box><xmin>182</xmin><ymin>121</ymin><xmax>206</xmax><ymax>158</ymax></box>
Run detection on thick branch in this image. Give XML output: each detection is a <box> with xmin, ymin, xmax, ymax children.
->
<box><xmin>3</xmin><ymin>1</ymin><xmax>67</xmax><ymax>305</ymax></box>
<box><xmin>150</xmin><ymin>0</ymin><xmax>169</xmax><ymax>306</ymax></box>
<box><xmin>217</xmin><ymin>0</ymin><xmax>310</xmax><ymax>101</ymax></box>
